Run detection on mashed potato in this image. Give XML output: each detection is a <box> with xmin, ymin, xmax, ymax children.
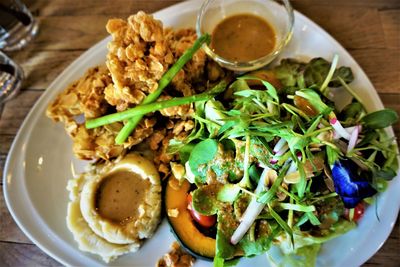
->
<box><xmin>66</xmin><ymin>153</ymin><xmax>161</xmax><ymax>262</ymax></box>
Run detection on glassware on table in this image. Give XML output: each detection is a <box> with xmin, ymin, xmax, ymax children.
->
<box><xmin>197</xmin><ymin>0</ymin><xmax>294</xmax><ymax>72</ymax></box>
<box><xmin>0</xmin><ymin>50</ymin><xmax>23</xmax><ymax>103</ymax></box>
<box><xmin>0</xmin><ymin>0</ymin><xmax>39</xmax><ymax>51</ymax></box>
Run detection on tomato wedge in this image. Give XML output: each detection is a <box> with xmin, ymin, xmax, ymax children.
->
<box><xmin>344</xmin><ymin>202</ymin><xmax>365</xmax><ymax>222</ymax></box>
<box><xmin>187</xmin><ymin>194</ymin><xmax>216</xmax><ymax>228</ymax></box>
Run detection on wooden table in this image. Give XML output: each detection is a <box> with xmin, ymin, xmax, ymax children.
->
<box><xmin>0</xmin><ymin>0</ymin><xmax>399</xmax><ymax>266</ymax></box>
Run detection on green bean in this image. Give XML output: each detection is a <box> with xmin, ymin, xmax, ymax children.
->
<box><xmin>113</xmin><ymin>33</ymin><xmax>211</xmax><ymax>144</ymax></box>
<box><xmin>85</xmin><ymin>81</ymin><xmax>226</xmax><ymax>129</ymax></box>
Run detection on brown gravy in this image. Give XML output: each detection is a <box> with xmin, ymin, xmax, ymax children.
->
<box><xmin>210</xmin><ymin>14</ymin><xmax>276</xmax><ymax>62</ymax></box>
<box><xmin>95</xmin><ymin>170</ymin><xmax>150</xmax><ymax>225</ymax></box>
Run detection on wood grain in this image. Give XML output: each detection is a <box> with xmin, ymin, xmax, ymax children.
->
<box><xmin>291</xmin><ymin>0</ymin><xmax>400</xmax><ymax>9</ymax></box>
<box><xmin>0</xmin><ymin>186</ymin><xmax>32</xmax><ymax>244</ymax></box>
<box><xmin>10</xmin><ymin>50</ymin><xmax>84</xmax><ymax>90</ymax></box>
<box><xmin>0</xmin><ymin>0</ymin><xmax>399</xmax><ymax>266</ymax></box>
<box><xmin>379</xmin><ymin>10</ymin><xmax>400</xmax><ymax>49</ymax></box>
<box><xmin>0</xmin><ymin>155</ymin><xmax>5</xmax><ymax>186</ymax></box>
<box><xmin>0</xmin><ymin>242</ymin><xmax>61</xmax><ymax>267</ymax></box>
<box><xmin>0</xmin><ymin>90</ymin><xmax>42</xmax><ymax>136</ymax></box>
<box><xmin>350</xmin><ymin>48</ymin><xmax>400</xmax><ymax>94</ymax></box>
<box><xmin>27</xmin><ymin>0</ymin><xmax>182</xmax><ymax>17</ymax></box>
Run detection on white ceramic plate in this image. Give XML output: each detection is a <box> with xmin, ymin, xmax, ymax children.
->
<box><xmin>3</xmin><ymin>0</ymin><xmax>399</xmax><ymax>266</ymax></box>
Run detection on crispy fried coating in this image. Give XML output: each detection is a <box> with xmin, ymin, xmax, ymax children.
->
<box><xmin>47</xmin><ymin>11</ymin><xmax>208</xmax><ymax>169</ymax></box>
<box><xmin>105</xmin><ymin>12</ymin><xmax>172</xmax><ymax>111</ymax></box>
<box><xmin>157</xmin><ymin>241</ymin><xmax>195</xmax><ymax>267</ymax></box>
<box><xmin>47</xmin><ymin>65</ymin><xmax>111</xmax><ymax>126</ymax></box>
<box><xmin>105</xmin><ymin>12</ymin><xmax>206</xmax><ymax>111</ymax></box>
<box><xmin>150</xmin><ymin>119</ymin><xmax>194</xmax><ymax>178</ymax></box>
<box><xmin>46</xmin><ymin>66</ymin><xmax>156</xmax><ymax>160</ymax></box>
<box><xmin>46</xmin><ymin>66</ymin><xmax>126</xmax><ymax>160</ymax></box>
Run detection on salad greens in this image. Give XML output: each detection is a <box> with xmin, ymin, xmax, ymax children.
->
<box><xmin>167</xmin><ymin>56</ymin><xmax>398</xmax><ymax>266</ymax></box>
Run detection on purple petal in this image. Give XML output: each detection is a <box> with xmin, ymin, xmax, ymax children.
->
<box><xmin>331</xmin><ymin>160</ymin><xmax>377</xmax><ymax>208</ymax></box>
<box><xmin>341</xmin><ymin>196</ymin><xmax>363</xmax><ymax>208</ymax></box>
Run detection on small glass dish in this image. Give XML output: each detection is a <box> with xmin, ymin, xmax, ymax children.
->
<box><xmin>196</xmin><ymin>0</ymin><xmax>294</xmax><ymax>72</ymax></box>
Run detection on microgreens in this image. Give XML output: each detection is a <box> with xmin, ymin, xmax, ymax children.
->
<box><xmin>165</xmin><ymin>56</ymin><xmax>398</xmax><ymax>265</ymax></box>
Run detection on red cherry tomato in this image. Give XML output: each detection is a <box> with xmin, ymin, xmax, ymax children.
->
<box><xmin>344</xmin><ymin>202</ymin><xmax>365</xmax><ymax>222</ymax></box>
<box><xmin>187</xmin><ymin>194</ymin><xmax>216</xmax><ymax>228</ymax></box>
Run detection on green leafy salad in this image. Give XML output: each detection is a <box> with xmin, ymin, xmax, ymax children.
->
<box><xmin>86</xmin><ymin>35</ymin><xmax>398</xmax><ymax>266</ymax></box>
<box><xmin>166</xmin><ymin>56</ymin><xmax>399</xmax><ymax>266</ymax></box>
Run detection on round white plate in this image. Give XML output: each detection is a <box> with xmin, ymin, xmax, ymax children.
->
<box><xmin>3</xmin><ymin>0</ymin><xmax>399</xmax><ymax>266</ymax></box>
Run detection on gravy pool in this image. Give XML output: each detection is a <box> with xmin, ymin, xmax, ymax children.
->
<box><xmin>210</xmin><ymin>14</ymin><xmax>276</xmax><ymax>62</ymax></box>
<box><xmin>95</xmin><ymin>170</ymin><xmax>150</xmax><ymax>225</ymax></box>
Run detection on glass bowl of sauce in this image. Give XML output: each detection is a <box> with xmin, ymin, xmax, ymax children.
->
<box><xmin>197</xmin><ymin>0</ymin><xmax>294</xmax><ymax>72</ymax></box>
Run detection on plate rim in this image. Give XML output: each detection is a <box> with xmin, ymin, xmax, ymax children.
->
<box><xmin>3</xmin><ymin>0</ymin><xmax>399</xmax><ymax>266</ymax></box>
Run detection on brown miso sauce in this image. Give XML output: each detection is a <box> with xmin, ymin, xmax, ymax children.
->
<box><xmin>210</xmin><ymin>14</ymin><xmax>276</xmax><ymax>62</ymax></box>
<box><xmin>95</xmin><ymin>170</ymin><xmax>150</xmax><ymax>225</ymax></box>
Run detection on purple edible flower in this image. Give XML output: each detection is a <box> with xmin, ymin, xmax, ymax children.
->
<box><xmin>331</xmin><ymin>160</ymin><xmax>377</xmax><ymax>208</ymax></box>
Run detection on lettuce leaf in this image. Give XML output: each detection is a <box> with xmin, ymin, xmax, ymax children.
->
<box><xmin>272</xmin><ymin>57</ymin><xmax>354</xmax><ymax>90</ymax></box>
<box><xmin>277</xmin><ymin>219</ymin><xmax>356</xmax><ymax>254</ymax></box>
<box><xmin>267</xmin><ymin>219</ymin><xmax>355</xmax><ymax>267</ymax></box>
<box><xmin>267</xmin><ymin>244</ymin><xmax>321</xmax><ymax>267</ymax></box>
<box><xmin>238</xmin><ymin>228</ymin><xmax>278</xmax><ymax>257</ymax></box>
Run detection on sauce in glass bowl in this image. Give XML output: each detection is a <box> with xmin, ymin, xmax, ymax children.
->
<box><xmin>196</xmin><ymin>0</ymin><xmax>294</xmax><ymax>72</ymax></box>
<box><xmin>210</xmin><ymin>14</ymin><xmax>276</xmax><ymax>62</ymax></box>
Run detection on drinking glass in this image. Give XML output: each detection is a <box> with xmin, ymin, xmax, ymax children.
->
<box><xmin>0</xmin><ymin>50</ymin><xmax>23</xmax><ymax>103</ymax></box>
<box><xmin>0</xmin><ymin>0</ymin><xmax>39</xmax><ymax>51</ymax></box>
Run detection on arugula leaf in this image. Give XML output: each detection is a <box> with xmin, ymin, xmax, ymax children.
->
<box><xmin>215</xmin><ymin>210</ymin><xmax>237</xmax><ymax>260</ymax></box>
<box><xmin>213</xmin><ymin>257</ymin><xmax>240</xmax><ymax>267</ymax></box>
<box><xmin>277</xmin><ymin>219</ymin><xmax>355</xmax><ymax>255</ymax></box>
<box><xmin>295</xmin><ymin>213</ymin><xmax>309</xmax><ymax>227</ymax></box>
<box><xmin>238</xmin><ymin>227</ymin><xmax>278</xmax><ymax>257</ymax></box>
<box><xmin>229</xmin><ymin>78</ymin><xmax>251</xmax><ymax>92</ymax></box>
<box><xmin>273</xmin><ymin>58</ymin><xmax>306</xmax><ymax>87</ymax></box>
<box><xmin>295</xmin><ymin>159</ymin><xmax>307</xmax><ymax>198</ymax></box>
<box><xmin>188</xmin><ymin>139</ymin><xmax>218</xmax><ymax>178</ymax></box>
<box><xmin>213</xmin><ymin>256</ymin><xmax>224</xmax><ymax>267</ymax></box>
<box><xmin>305</xmin><ymin>115</ymin><xmax>324</xmax><ymax>135</ymax></box>
<box><xmin>326</xmin><ymin>143</ymin><xmax>339</xmax><ymax>166</ymax></box>
<box><xmin>272</xmin><ymin>57</ymin><xmax>353</xmax><ymax>90</ymax></box>
<box><xmin>223</xmin><ymin>258</ymin><xmax>240</xmax><ymax>267</ymax></box>
<box><xmin>287</xmin><ymin>136</ymin><xmax>308</xmax><ymax>153</ymax></box>
<box><xmin>262</xmin><ymin>80</ymin><xmax>279</xmax><ymax>103</ymax></box>
<box><xmin>303</xmin><ymin>57</ymin><xmax>354</xmax><ymax>88</ymax></box>
<box><xmin>295</xmin><ymin>89</ymin><xmax>332</xmax><ymax>116</ymax></box>
<box><xmin>268</xmin><ymin>204</ymin><xmax>294</xmax><ymax>246</ymax></box>
<box><xmin>361</xmin><ymin>109</ymin><xmax>398</xmax><ymax>129</ymax></box>
<box><xmin>192</xmin><ymin>185</ymin><xmax>219</xmax><ymax>215</ymax></box>
<box><xmin>357</xmin><ymin>130</ymin><xmax>379</xmax><ymax>147</ymax></box>
<box><xmin>176</xmin><ymin>143</ymin><xmax>194</xmax><ymax>163</ymax></box>
<box><xmin>339</xmin><ymin>102</ymin><xmax>364</xmax><ymax>125</ymax></box>
<box><xmin>218</xmin><ymin>121</ymin><xmax>237</xmax><ymax>136</ymax></box>
<box><xmin>249</xmin><ymin>163</ymin><xmax>262</xmax><ymax>184</ymax></box>
<box><xmin>306</xmin><ymin>212</ymin><xmax>321</xmax><ymax>226</ymax></box>
<box><xmin>374</xmin><ymin>167</ymin><xmax>397</xmax><ymax>181</ymax></box>
<box><xmin>218</xmin><ymin>184</ymin><xmax>241</xmax><ymax>202</ymax></box>
<box><xmin>237</xmin><ymin>76</ymin><xmax>279</xmax><ymax>103</ymax></box>
<box><xmin>205</xmin><ymin>100</ymin><xmax>227</xmax><ymax>137</ymax></box>
<box><xmin>286</xmin><ymin>244</ymin><xmax>321</xmax><ymax>267</ymax></box>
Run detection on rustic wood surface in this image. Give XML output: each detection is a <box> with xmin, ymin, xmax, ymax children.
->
<box><xmin>0</xmin><ymin>0</ymin><xmax>399</xmax><ymax>266</ymax></box>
